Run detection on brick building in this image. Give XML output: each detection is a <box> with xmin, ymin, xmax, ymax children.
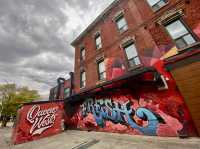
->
<box><xmin>12</xmin><ymin>0</ymin><xmax>200</xmax><ymax>143</ymax></box>
<box><xmin>71</xmin><ymin>0</ymin><xmax>200</xmax><ymax>93</ymax></box>
<box><xmin>63</xmin><ymin>0</ymin><xmax>200</xmax><ymax>137</ymax></box>
<box><xmin>49</xmin><ymin>73</ymin><xmax>73</xmax><ymax>101</ymax></box>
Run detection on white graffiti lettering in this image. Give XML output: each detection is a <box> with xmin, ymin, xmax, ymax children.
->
<box><xmin>26</xmin><ymin>105</ymin><xmax>58</xmax><ymax>136</ymax></box>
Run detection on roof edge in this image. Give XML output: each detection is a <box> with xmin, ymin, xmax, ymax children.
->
<box><xmin>71</xmin><ymin>0</ymin><xmax>121</xmax><ymax>47</ymax></box>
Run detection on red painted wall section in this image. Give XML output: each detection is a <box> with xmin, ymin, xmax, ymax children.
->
<box><xmin>65</xmin><ymin>88</ymin><xmax>196</xmax><ymax>137</ymax></box>
<box><xmin>68</xmin><ymin>0</ymin><xmax>199</xmax><ymax>137</ymax></box>
<box><xmin>193</xmin><ymin>23</ymin><xmax>200</xmax><ymax>39</ymax></box>
<box><xmin>64</xmin><ymin>60</ymin><xmax>197</xmax><ymax>137</ymax></box>
<box><xmin>12</xmin><ymin>101</ymin><xmax>64</xmax><ymax>145</ymax></box>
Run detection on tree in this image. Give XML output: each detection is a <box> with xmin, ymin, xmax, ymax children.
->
<box><xmin>0</xmin><ymin>84</ymin><xmax>40</xmax><ymax>127</ymax></box>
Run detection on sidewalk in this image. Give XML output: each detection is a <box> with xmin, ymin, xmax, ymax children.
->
<box><xmin>1</xmin><ymin>128</ymin><xmax>200</xmax><ymax>149</ymax></box>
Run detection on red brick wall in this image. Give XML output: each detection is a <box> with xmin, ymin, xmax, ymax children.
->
<box><xmin>73</xmin><ymin>0</ymin><xmax>200</xmax><ymax>93</ymax></box>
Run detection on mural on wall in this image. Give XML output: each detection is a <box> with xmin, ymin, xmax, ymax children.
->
<box><xmin>80</xmin><ymin>98</ymin><xmax>160</xmax><ymax>135</ymax></box>
<box><xmin>78</xmin><ymin>94</ymin><xmax>187</xmax><ymax>136</ymax></box>
<box><xmin>12</xmin><ymin>102</ymin><xmax>64</xmax><ymax>144</ymax></box>
<box><xmin>64</xmin><ymin>42</ymin><xmax>197</xmax><ymax>137</ymax></box>
<box><xmin>144</xmin><ymin>21</ymin><xmax>200</xmax><ymax>69</ymax></box>
<box><xmin>65</xmin><ymin>22</ymin><xmax>200</xmax><ymax>136</ymax></box>
<box><xmin>104</xmin><ymin>43</ymin><xmax>179</xmax><ymax>82</ymax></box>
<box><xmin>105</xmin><ymin>58</ymin><xmax>126</xmax><ymax>81</ymax></box>
<box><xmin>65</xmin><ymin>84</ymin><xmax>197</xmax><ymax>137</ymax></box>
<box><xmin>141</xmin><ymin>44</ymin><xmax>179</xmax><ymax>68</ymax></box>
<box><xmin>65</xmin><ymin>21</ymin><xmax>200</xmax><ymax>137</ymax></box>
<box><xmin>27</xmin><ymin>105</ymin><xmax>59</xmax><ymax>136</ymax></box>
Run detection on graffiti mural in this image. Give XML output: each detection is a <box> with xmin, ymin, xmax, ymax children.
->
<box><xmin>12</xmin><ymin>102</ymin><xmax>64</xmax><ymax>144</ymax></box>
<box><xmin>26</xmin><ymin>105</ymin><xmax>59</xmax><ymax>136</ymax></box>
<box><xmin>64</xmin><ymin>85</ymin><xmax>197</xmax><ymax>137</ymax></box>
<box><xmin>63</xmin><ymin>23</ymin><xmax>199</xmax><ymax>137</ymax></box>
<box><xmin>79</xmin><ymin>95</ymin><xmax>189</xmax><ymax>136</ymax></box>
<box><xmin>81</xmin><ymin>98</ymin><xmax>159</xmax><ymax>135</ymax></box>
<box><xmin>105</xmin><ymin>58</ymin><xmax>126</xmax><ymax>80</ymax></box>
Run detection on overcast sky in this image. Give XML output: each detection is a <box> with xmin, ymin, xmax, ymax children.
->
<box><xmin>0</xmin><ymin>0</ymin><xmax>114</xmax><ymax>97</ymax></box>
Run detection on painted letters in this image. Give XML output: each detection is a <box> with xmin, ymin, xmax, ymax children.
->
<box><xmin>27</xmin><ymin>105</ymin><xmax>58</xmax><ymax>135</ymax></box>
<box><xmin>81</xmin><ymin>98</ymin><xmax>159</xmax><ymax>135</ymax></box>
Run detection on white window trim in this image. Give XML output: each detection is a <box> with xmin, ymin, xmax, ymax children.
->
<box><xmin>80</xmin><ymin>71</ymin><xmax>86</xmax><ymax>89</ymax></box>
<box><xmin>97</xmin><ymin>60</ymin><xmax>106</xmax><ymax>81</ymax></box>
<box><xmin>164</xmin><ymin>19</ymin><xmax>197</xmax><ymax>49</ymax></box>
<box><xmin>80</xmin><ymin>47</ymin><xmax>86</xmax><ymax>61</ymax></box>
<box><xmin>146</xmin><ymin>0</ymin><xmax>169</xmax><ymax>12</ymax></box>
<box><xmin>113</xmin><ymin>10</ymin><xmax>128</xmax><ymax>33</ymax></box>
<box><xmin>94</xmin><ymin>31</ymin><xmax>102</xmax><ymax>50</ymax></box>
<box><xmin>120</xmin><ymin>38</ymin><xmax>142</xmax><ymax>69</ymax></box>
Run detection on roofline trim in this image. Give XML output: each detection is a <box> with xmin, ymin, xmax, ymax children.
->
<box><xmin>71</xmin><ymin>0</ymin><xmax>121</xmax><ymax>47</ymax></box>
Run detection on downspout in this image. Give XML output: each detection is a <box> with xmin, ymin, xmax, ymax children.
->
<box><xmin>69</xmin><ymin>72</ymin><xmax>74</xmax><ymax>97</ymax></box>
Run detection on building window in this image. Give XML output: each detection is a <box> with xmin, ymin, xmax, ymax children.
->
<box><xmin>80</xmin><ymin>71</ymin><xmax>86</xmax><ymax>88</ymax></box>
<box><xmin>165</xmin><ymin>20</ymin><xmax>197</xmax><ymax>49</ymax></box>
<box><xmin>80</xmin><ymin>47</ymin><xmax>85</xmax><ymax>61</ymax></box>
<box><xmin>115</xmin><ymin>15</ymin><xmax>128</xmax><ymax>33</ymax></box>
<box><xmin>64</xmin><ymin>88</ymin><xmax>70</xmax><ymax>98</ymax></box>
<box><xmin>124</xmin><ymin>42</ymin><xmax>141</xmax><ymax>68</ymax></box>
<box><xmin>95</xmin><ymin>33</ymin><xmax>102</xmax><ymax>50</ymax></box>
<box><xmin>97</xmin><ymin>60</ymin><xmax>106</xmax><ymax>81</ymax></box>
<box><xmin>147</xmin><ymin>0</ymin><xmax>168</xmax><ymax>11</ymax></box>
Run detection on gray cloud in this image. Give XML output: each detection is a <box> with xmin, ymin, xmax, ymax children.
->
<box><xmin>0</xmin><ymin>0</ymin><xmax>71</xmax><ymax>62</ymax></box>
<box><xmin>23</xmin><ymin>52</ymin><xmax>73</xmax><ymax>73</ymax></box>
<box><xmin>0</xmin><ymin>0</ymin><xmax>114</xmax><ymax>96</ymax></box>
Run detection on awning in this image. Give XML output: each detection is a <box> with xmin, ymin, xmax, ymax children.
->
<box><xmin>64</xmin><ymin>67</ymin><xmax>164</xmax><ymax>104</ymax></box>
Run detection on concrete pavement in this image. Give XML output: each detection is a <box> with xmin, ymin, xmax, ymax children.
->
<box><xmin>1</xmin><ymin>128</ymin><xmax>200</xmax><ymax>149</ymax></box>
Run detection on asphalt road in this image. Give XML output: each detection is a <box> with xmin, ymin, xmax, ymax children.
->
<box><xmin>1</xmin><ymin>128</ymin><xmax>200</xmax><ymax>149</ymax></box>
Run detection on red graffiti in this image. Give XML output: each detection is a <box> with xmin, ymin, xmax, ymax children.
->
<box><xmin>27</xmin><ymin>105</ymin><xmax>58</xmax><ymax>136</ymax></box>
<box><xmin>12</xmin><ymin>102</ymin><xmax>64</xmax><ymax>145</ymax></box>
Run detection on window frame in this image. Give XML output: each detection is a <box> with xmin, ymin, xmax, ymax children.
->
<box><xmin>164</xmin><ymin>18</ymin><xmax>198</xmax><ymax>49</ymax></box>
<box><xmin>115</xmin><ymin>14</ymin><xmax>128</xmax><ymax>33</ymax></box>
<box><xmin>80</xmin><ymin>47</ymin><xmax>86</xmax><ymax>61</ymax></box>
<box><xmin>123</xmin><ymin>41</ymin><xmax>142</xmax><ymax>69</ymax></box>
<box><xmin>146</xmin><ymin>0</ymin><xmax>168</xmax><ymax>12</ymax></box>
<box><xmin>80</xmin><ymin>71</ymin><xmax>86</xmax><ymax>88</ymax></box>
<box><xmin>97</xmin><ymin>60</ymin><xmax>106</xmax><ymax>81</ymax></box>
<box><xmin>95</xmin><ymin>33</ymin><xmax>102</xmax><ymax>50</ymax></box>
